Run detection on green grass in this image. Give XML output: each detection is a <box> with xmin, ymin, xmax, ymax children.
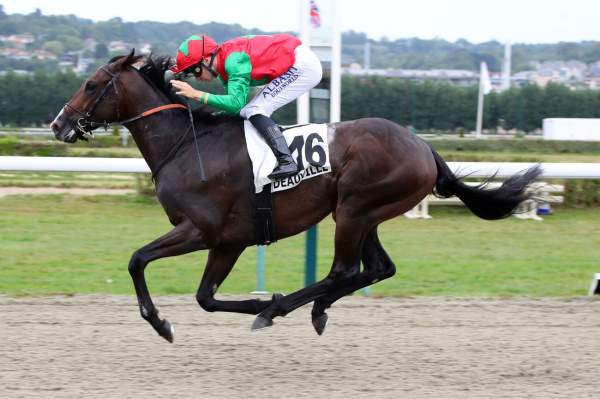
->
<box><xmin>1</xmin><ymin>195</ymin><xmax>599</xmax><ymax>297</ymax></box>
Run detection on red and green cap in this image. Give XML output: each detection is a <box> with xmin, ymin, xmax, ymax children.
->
<box><xmin>171</xmin><ymin>34</ymin><xmax>219</xmax><ymax>73</ymax></box>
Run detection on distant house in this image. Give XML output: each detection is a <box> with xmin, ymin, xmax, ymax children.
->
<box><xmin>83</xmin><ymin>38</ymin><xmax>98</xmax><ymax>52</ymax></box>
<box><xmin>32</xmin><ymin>49</ymin><xmax>57</xmax><ymax>61</ymax></box>
<box><xmin>0</xmin><ymin>70</ymin><xmax>32</xmax><ymax>76</ymax></box>
<box><xmin>529</xmin><ymin>60</ymin><xmax>588</xmax><ymax>88</ymax></box>
<box><xmin>58</xmin><ymin>52</ymin><xmax>78</xmax><ymax>66</ymax></box>
<box><xmin>0</xmin><ymin>48</ymin><xmax>32</xmax><ymax>60</ymax></box>
<box><xmin>75</xmin><ymin>57</ymin><xmax>95</xmax><ymax>75</ymax></box>
<box><xmin>1</xmin><ymin>34</ymin><xmax>35</xmax><ymax>49</ymax></box>
<box><xmin>139</xmin><ymin>43</ymin><xmax>152</xmax><ymax>53</ymax></box>
<box><xmin>512</xmin><ymin>71</ymin><xmax>537</xmax><ymax>87</ymax></box>
<box><xmin>586</xmin><ymin>63</ymin><xmax>600</xmax><ymax>89</ymax></box>
<box><xmin>109</xmin><ymin>41</ymin><xmax>129</xmax><ymax>52</ymax></box>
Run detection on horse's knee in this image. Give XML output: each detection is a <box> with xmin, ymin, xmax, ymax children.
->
<box><xmin>128</xmin><ymin>250</ymin><xmax>148</xmax><ymax>276</ymax></box>
<box><xmin>196</xmin><ymin>293</ymin><xmax>217</xmax><ymax>312</ymax></box>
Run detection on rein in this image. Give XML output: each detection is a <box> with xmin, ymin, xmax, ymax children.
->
<box><xmin>65</xmin><ymin>64</ymin><xmax>207</xmax><ymax>182</ymax></box>
<box><xmin>87</xmin><ymin>103</ymin><xmax>189</xmax><ymax>133</ymax></box>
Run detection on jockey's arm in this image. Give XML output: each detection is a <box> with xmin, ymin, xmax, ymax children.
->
<box><xmin>204</xmin><ymin>52</ymin><xmax>251</xmax><ymax>115</ymax></box>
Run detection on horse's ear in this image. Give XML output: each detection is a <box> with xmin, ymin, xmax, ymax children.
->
<box><xmin>113</xmin><ymin>48</ymin><xmax>136</xmax><ymax>70</ymax></box>
<box><xmin>125</xmin><ymin>48</ymin><xmax>136</xmax><ymax>63</ymax></box>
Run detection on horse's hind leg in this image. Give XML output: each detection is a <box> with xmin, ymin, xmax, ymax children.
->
<box><xmin>251</xmin><ymin>214</ymin><xmax>366</xmax><ymax>330</ymax></box>
<box><xmin>196</xmin><ymin>246</ymin><xmax>278</xmax><ymax>314</ymax></box>
<box><xmin>311</xmin><ymin>227</ymin><xmax>396</xmax><ymax>334</ymax></box>
<box><xmin>129</xmin><ymin>219</ymin><xmax>205</xmax><ymax>343</ymax></box>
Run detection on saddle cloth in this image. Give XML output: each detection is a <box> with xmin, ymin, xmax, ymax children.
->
<box><xmin>244</xmin><ymin>120</ymin><xmax>332</xmax><ymax>194</ymax></box>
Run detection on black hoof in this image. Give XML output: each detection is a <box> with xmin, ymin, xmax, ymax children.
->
<box><xmin>157</xmin><ymin>319</ymin><xmax>175</xmax><ymax>343</ymax></box>
<box><xmin>312</xmin><ymin>313</ymin><xmax>328</xmax><ymax>336</ymax></box>
<box><xmin>252</xmin><ymin>315</ymin><xmax>274</xmax><ymax>331</ymax></box>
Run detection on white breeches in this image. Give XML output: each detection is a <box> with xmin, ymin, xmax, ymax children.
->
<box><xmin>239</xmin><ymin>44</ymin><xmax>323</xmax><ymax>119</ymax></box>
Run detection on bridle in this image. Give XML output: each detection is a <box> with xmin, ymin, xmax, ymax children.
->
<box><xmin>64</xmin><ymin>66</ymin><xmax>187</xmax><ymax>140</ymax></box>
<box><xmin>63</xmin><ymin>63</ymin><xmax>206</xmax><ymax>182</ymax></box>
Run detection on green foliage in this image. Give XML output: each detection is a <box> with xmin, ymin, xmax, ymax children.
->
<box><xmin>0</xmin><ymin>133</ymin><xmax>139</xmax><ymax>156</ymax></box>
<box><xmin>564</xmin><ymin>180</ymin><xmax>600</xmax><ymax>207</ymax></box>
<box><xmin>342</xmin><ymin>78</ymin><xmax>600</xmax><ymax>132</ymax></box>
<box><xmin>42</xmin><ymin>40</ymin><xmax>64</xmax><ymax>55</ymax></box>
<box><xmin>0</xmin><ymin>135</ymin><xmax>18</xmax><ymax>152</ymax></box>
<box><xmin>94</xmin><ymin>43</ymin><xmax>108</xmax><ymax>59</ymax></box>
<box><xmin>0</xmin><ymin>70</ymin><xmax>84</xmax><ymax>126</ymax></box>
<box><xmin>0</xmin><ymin>136</ymin><xmax>69</xmax><ymax>156</ymax></box>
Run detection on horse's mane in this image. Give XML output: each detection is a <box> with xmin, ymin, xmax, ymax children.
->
<box><xmin>112</xmin><ymin>52</ymin><xmax>241</xmax><ymax>126</ymax></box>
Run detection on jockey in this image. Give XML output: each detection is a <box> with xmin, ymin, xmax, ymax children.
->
<box><xmin>170</xmin><ymin>34</ymin><xmax>323</xmax><ymax>180</ymax></box>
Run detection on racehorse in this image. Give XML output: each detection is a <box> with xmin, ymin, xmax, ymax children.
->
<box><xmin>51</xmin><ymin>51</ymin><xmax>541</xmax><ymax>343</ymax></box>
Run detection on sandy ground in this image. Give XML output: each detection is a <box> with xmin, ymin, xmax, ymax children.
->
<box><xmin>2</xmin><ymin>295</ymin><xmax>600</xmax><ymax>399</ymax></box>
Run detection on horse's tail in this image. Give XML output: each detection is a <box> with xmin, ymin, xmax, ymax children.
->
<box><xmin>429</xmin><ymin>146</ymin><xmax>542</xmax><ymax>220</ymax></box>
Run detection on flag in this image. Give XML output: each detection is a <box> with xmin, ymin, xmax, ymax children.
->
<box><xmin>310</xmin><ymin>0</ymin><xmax>321</xmax><ymax>28</ymax></box>
<box><xmin>480</xmin><ymin>61</ymin><xmax>492</xmax><ymax>95</ymax></box>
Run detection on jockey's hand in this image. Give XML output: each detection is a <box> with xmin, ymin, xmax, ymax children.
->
<box><xmin>170</xmin><ymin>80</ymin><xmax>204</xmax><ymax>101</ymax></box>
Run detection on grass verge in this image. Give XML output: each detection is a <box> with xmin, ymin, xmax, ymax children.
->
<box><xmin>1</xmin><ymin>195</ymin><xmax>598</xmax><ymax>297</ymax></box>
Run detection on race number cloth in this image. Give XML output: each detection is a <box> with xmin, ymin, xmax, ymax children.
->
<box><xmin>244</xmin><ymin>120</ymin><xmax>331</xmax><ymax>193</ymax></box>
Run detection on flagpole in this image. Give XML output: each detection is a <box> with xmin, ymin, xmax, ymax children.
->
<box><xmin>330</xmin><ymin>0</ymin><xmax>341</xmax><ymax>123</ymax></box>
<box><xmin>297</xmin><ymin>0</ymin><xmax>310</xmax><ymax>125</ymax></box>
<box><xmin>476</xmin><ymin>61</ymin><xmax>485</xmax><ymax>138</ymax></box>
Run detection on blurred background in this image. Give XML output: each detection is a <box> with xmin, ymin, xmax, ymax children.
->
<box><xmin>0</xmin><ymin>0</ymin><xmax>599</xmax><ymax>298</ymax></box>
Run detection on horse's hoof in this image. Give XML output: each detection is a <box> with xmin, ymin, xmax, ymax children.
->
<box><xmin>312</xmin><ymin>313</ymin><xmax>328</xmax><ymax>336</ymax></box>
<box><xmin>158</xmin><ymin>319</ymin><xmax>175</xmax><ymax>343</ymax></box>
<box><xmin>251</xmin><ymin>316</ymin><xmax>274</xmax><ymax>331</ymax></box>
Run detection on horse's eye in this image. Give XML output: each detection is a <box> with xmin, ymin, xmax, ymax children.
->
<box><xmin>85</xmin><ymin>81</ymin><xmax>97</xmax><ymax>93</ymax></box>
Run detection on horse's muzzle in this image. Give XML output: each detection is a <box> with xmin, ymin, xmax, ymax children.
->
<box><xmin>50</xmin><ymin>109</ymin><xmax>79</xmax><ymax>143</ymax></box>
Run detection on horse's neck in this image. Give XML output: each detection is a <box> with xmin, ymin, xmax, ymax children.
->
<box><xmin>125</xmin><ymin>99</ymin><xmax>191</xmax><ymax>173</ymax></box>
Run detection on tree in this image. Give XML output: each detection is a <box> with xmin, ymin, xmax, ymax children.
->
<box><xmin>43</xmin><ymin>40</ymin><xmax>65</xmax><ymax>55</ymax></box>
<box><xmin>60</xmin><ymin>36</ymin><xmax>84</xmax><ymax>52</ymax></box>
<box><xmin>94</xmin><ymin>43</ymin><xmax>109</xmax><ymax>59</ymax></box>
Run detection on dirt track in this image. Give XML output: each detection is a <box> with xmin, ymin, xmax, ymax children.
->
<box><xmin>2</xmin><ymin>295</ymin><xmax>600</xmax><ymax>398</ymax></box>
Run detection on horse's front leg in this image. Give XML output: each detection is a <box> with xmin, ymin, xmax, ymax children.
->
<box><xmin>196</xmin><ymin>246</ymin><xmax>279</xmax><ymax>315</ymax></box>
<box><xmin>129</xmin><ymin>219</ymin><xmax>205</xmax><ymax>343</ymax></box>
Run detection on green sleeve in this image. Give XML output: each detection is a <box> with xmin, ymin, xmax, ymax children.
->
<box><xmin>206</xmin><ymin>51</ymin><xmax>251</xmax><ymax>115</ymax></box>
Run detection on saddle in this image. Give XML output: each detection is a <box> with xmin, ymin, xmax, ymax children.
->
<box><xmin>246</xmin><ymin>121</ymin><xmax>332</xmax><ymax>245</ymax></box>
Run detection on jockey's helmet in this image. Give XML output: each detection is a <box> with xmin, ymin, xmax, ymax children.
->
<box><xmin>171</xmin><ymin>35</ymin><xmax>219</xmax><ymax>74</ymax></box>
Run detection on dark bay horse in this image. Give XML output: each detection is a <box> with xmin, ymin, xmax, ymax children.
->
<box><xmin>51</xmin><ymin>51</ymin><xmax>540</xmax><ymax>343</ymax></box>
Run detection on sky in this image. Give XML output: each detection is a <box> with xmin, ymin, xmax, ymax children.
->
<box><xmin>1</xmin><ymin>0</ymin><xmax>599</xmax><ymax>44</ymax></box>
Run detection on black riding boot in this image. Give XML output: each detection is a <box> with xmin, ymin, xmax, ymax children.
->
<box><xmin>249</xmin><ymin>114</ymin><xmax>299</xmax><ymax>180</ymax></box>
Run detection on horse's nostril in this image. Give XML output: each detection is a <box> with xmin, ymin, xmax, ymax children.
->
<box><xmin>50</xmin><ymin>121</ymin><xmax>66</xmax><ymax>139</ymax></box>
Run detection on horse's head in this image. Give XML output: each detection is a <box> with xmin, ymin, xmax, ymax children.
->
<box><xmin>51</xmin><ymin>50</ymin><xmax>145</xmax><ymax>143</ymax></box>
